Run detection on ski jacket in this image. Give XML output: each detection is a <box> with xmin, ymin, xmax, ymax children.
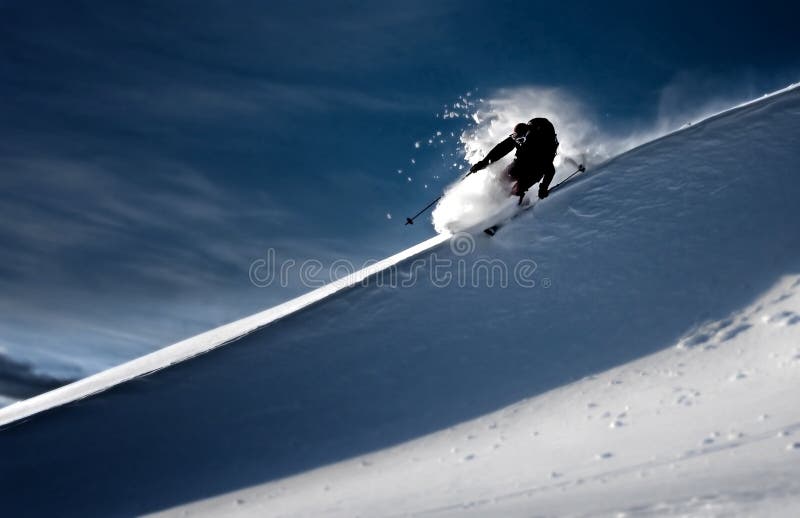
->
<box><xmin>483</xmin><ymin>122</ymin><xmax>558</xmax><ymax>166</ymax></box>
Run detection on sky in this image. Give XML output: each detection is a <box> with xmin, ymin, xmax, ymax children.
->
<box><xmin>0</xmin><ymin>0</ymin><xmax>798</xmax><ymax>387</ymax></box>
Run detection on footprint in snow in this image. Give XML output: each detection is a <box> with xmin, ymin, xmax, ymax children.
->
<box><xmin>762</xmin><ymin>311</ymin><xmax>800</xmax><ymax>326</ymax></box>
<box><xmin>673</xmin><ymin>387</ymin><xmax>701</xmax><ymax>406</ymax></box>
<box><xmin>770</xmin><ymin>293</ymin><xmax>794</xmax><ymax>305</ymax></box>
<box><xmin>729</xmin><ymin>371</ymin><xmax>748</xmax><ymax>381</ymax></box>
<box><xmin>679</xmin><ymin>317</ymin><xmax>756</xmax><ymax>349</ymax></box>
<box><xmin>719</xmin><ymin>324</ymin><xmax>753</xmax><ymax>342</ymax></box>
<box><xmin>595</xmin><ymin>452</ymin><xmax>614</xmax><ymax>460</ymax></box>
<box><xmin>679</xmin><ymin>332</ymin><xmax>712</xmax><ymax>348</ymax></box>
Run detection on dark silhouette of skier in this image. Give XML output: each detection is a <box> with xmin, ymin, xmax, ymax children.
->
<box><xmin>468</xmin><ymin>118</ymin><xmax>558</xmax><ymax>204</ymax></box>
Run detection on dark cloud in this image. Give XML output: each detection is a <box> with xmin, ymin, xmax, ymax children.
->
<box><xmin>0</xmin><ymin>350</ymin><xmax>76</xmax><ymax>401</ymax></box>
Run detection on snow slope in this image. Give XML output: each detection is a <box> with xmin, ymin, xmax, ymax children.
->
<box><xmin>169</xmin><ymin>275</ymin><xmax>800</xmax><ymax>518</ymax></box>
<box><xmin>2</xmin><ymin>84</ymin><xmax>800</xmax><ymax>517</ymax></box>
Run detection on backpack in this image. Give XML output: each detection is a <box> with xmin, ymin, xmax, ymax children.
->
<box><xmin>525</xmin><ymin>117</ymin><xmax>559</xmax><ymax>159</ymax></box>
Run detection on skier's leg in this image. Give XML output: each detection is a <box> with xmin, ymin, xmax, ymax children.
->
<box><xmin>511</xmin><ymin>166</ymin><xmax>536</xmax><ymax>204</ymax></box>
<box><xmin>537</xmin><ymin>162</ymin><xmax>556</xmax><ymax>193</ymax></box>
<box><xmin>504</xmin><ymin>161</ymin><xmax>530</xmax><ymax>202</ymax></box>
<box><xmin>500</xmin><ymin>162</ymin><xmax>517</xmax><ymax>184</ymax></box>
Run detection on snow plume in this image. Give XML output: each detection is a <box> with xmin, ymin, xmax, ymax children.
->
<box><xmin>433</xmin><ymin>87</ymin><xmax>612</xmax><ymax>233</ymax></box>
<box><xmin>431</xmin><ymin>168</ymin><xmax>519</xmax><ymax>234</ymax></box>
<box><xmin>462</xmin><ymin>87</ymin><xmax>613</xmax><ymax>170</ymax></box>
<box><xmin>431</xmin><ymin>83</ymin><xmax>782</xmax><ymax>234</ymax></box>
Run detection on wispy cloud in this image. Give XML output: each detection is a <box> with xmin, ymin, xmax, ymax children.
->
<box><xmin>0</xmin><ymin>152</ymin><xmax>357</xmax><ymax>377</ymax></box>
<box><xmin>0</xmin><ymin>2</ymin><xmax>449</xmax><ymax>383</ymax></box>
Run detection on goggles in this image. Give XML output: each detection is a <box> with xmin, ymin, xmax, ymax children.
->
<box><xmin>512</xmin><ymin>128</ymin><xmax>529</xmax><ymax>146</ymax></box>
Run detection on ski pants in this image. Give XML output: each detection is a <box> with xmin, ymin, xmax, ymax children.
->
<box><xmin>502</xmin><ymin>159</ymin><xmax>554</xmax><ymax>197</ymax></box>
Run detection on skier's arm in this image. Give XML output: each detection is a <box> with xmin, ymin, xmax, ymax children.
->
<box><xmin>469</xmin><ymin>137</ymin><xmax>515</xmax><ymax>173</ymax></box>
<box><xmin>485</xmin><ymin>137</ymin><xmax>516</xmax><ymax>164</ymax></box>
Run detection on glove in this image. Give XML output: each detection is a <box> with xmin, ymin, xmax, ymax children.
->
<box><xmin>538</xmin><ymin>185</ymin><xmax>549</xmax><ymax>199</ymax></box>
<box><xmin>469</xmin><ymin>160</ymin><xmax>487</xmax><ymax>174</ymax></box>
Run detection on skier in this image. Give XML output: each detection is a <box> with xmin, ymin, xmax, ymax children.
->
<box><xmin>468</xmin><ymin>118</ymin><xmax>559</xmax><ymax>204</ymax></box>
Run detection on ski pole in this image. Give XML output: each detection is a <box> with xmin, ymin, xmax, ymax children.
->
<box><xmin>405</xmin><ymin>195</ymin><xmax>442</xmax><ymax>225</ymax></box>
<box><xmin>405</xmin><ymin>171</ymin><xmax>474</xmax><ymax>225</ymax></box>
<box><xmin>548</xmin><ymin>164</ymin><xmax>585</xmax><ymax>194</ymax></box>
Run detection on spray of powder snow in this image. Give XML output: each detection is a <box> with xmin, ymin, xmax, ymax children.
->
<box><xmin>432</xmin><ymin>87</ymin><xmax>620</xmax><ymax>233</ymax></box>
<box><xmin>430</xmin><ymin>84</ymin><xmax>766</xmax><ymax>234</ymax></box>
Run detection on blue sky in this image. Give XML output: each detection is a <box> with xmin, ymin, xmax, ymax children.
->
<box><xmin>0</xmin><ymin>0</ymin><xmax>798</xmax><ymax>382</ymax></box>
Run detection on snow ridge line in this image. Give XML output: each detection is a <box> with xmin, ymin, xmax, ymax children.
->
<box><xmin>0</xmin><ymin>233</ymin><xmax>451</xmax><ymax>428</ymax></box>
<box><xmin>569</xmin><ymin>82</ymin><xmax>800</xmax><ymax>183</ymax></box>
